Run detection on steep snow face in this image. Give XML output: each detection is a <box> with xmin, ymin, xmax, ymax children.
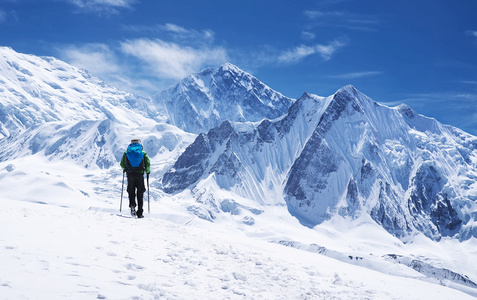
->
<box><xmin>163</xmin><ymin>85</ymin><xmax>477</xmax><ymax>241</ymax></box>
<box><xmin>0</xmin><ymin>47</ymin><xmax>158</xmax><ymax>138</ymax></box>
<box><xmin>162</xmin><ymin>92</ymin><xmax>326</xmax><ymax>202</ymax></box>
<box><xmin>151</xmin><ymin>62</ymin><xmax>295</xmax><ymax>134</ymax></box>
<box><xmin>284</xmin><ymin>85</ymin><xmax>477</xmax><ymax>241</ymax></box>
<box><xmin>290</xmin><ymin>87</ymin><xmax>477</xmax><ymax>240</ymax></box>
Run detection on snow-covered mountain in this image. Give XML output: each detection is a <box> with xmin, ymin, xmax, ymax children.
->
<box><xmin>2</xmin><ymin>46</ymin><xmax>476</xmax><ymax>243</ymax></box>
<box><xmin>163</xmin><ymin>85</ymin><xmax>477</xmax><ymax>241</ymax></box>
<box><xmin>0</xmin><ymin>46</ymin><xmax>195</xmax><ymax>197</ymax></box>
<box><xmin>151</xmin><ymin>62</ymin><xmax>294</xmax><ymax>134</ymax></box>
<box><xmin>1</xmin><ymin>47</ymin><xmax>477</xmax><ymax>298</ymax></box>
<box><xmin>0</xmin><ymin>47</ymin><xmax>159</xmax><ymax>138</ymax></box>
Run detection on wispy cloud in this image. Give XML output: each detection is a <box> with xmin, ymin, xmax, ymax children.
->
<box><xmin>384</xmin><ymin>92</ymin><xmax>477</xmax><ymax>113</ymax></box>
<box><xmin>120</xmin><ymin>38</ymin><xmax>227</xmax><ymax>80</ymax></box>
<box><xmin>304</xmin><ymin>11</ymin><xmax>345</xmax><ymax>19</ymax></box>
<box><xmin>57</xmin><ymin>23</ymin><xmax>229</xmax><ymax>95</ymax></box>
<box><xmin>0</xmin><ymin>9</ymin><xmax>6</xmax><ymax>23</ymax></box>
<box><xmin>65</xmin><ymin>0</ymin><xmax>137</xmax><ymax>15</ymax></box>
<box><xmin>277</xmin><ymin>38</ymin><xmax>347</xmax><ymax>63</ymax></box>
<box><xmin>120</xmin><ymin>24</ymin><xmax>223</xmax><ymax>80</ymax></box>
<box><xmin>301</xmin><ymin>31</ymin><xmax>316</xmax><ymax>41</ymax></box>
<box><xmin>57</xmin><ymin>43</ymin><xmax>156</xmax><ymax>96</ymax></box>
<box><xmin>56</xmin><ymin>19</ymin><xmax>346</xmax><ymax>96</ymax></box>
<box><xmin>385</xmin><ymin>91</ymin><xmax>477</xmax><ymax>135</ymax></box>
<box><xmin>329</xmin><ymin>71</ymin><xmax>383</xmax><ymax>79</ymax></box>
<box><xmin>466</xmin><ymin>30</ymin><xmax>477</xmax><ymax>41</ymax></box>
<box><xmin>304</xmin><ymin>10</ymin><xmax>379</xmax><ymax>31</ymax></box>
<box><xmin>466</xmin><ymin>30</ymin><xmax>477</xmax><ymax>37</ymax></box>
<box><xmin>60</xmin><ymin>43</ymin><xmax>121</xmax><ymax>74</ymax></box>
<box><xmin>123</xmin><ymin>23</ymin><xmax>215</xmax><ymax>44</ymax></box>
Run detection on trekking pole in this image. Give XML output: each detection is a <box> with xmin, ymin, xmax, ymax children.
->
<box><xmin>147</xmin><ymin>173</ymin><xmax>150</xmax><ymax>213</ymax></box>
<box><xmin>120</xmin><ymin>170</ymin><xmax>125</xmax><ymax>212</ymax></box>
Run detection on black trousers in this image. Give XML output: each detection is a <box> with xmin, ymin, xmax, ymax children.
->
<box><xmin>127</xmin><ymin>172</ymin><xmax>145</xmax><ymax>216</ymax></box>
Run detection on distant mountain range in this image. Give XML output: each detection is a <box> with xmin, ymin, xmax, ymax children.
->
<box><xmin>1</xmin><ymin>46</ymin><xmax>476</xmax><ymax>242</ymax></box>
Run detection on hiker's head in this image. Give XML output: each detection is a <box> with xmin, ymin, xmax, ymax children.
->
<box><xmin>131</xmin><ymin>138</ymin><xmax>141</xmax><ymax>144</ymax></box>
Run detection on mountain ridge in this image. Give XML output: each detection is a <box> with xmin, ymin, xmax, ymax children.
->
<box><xmin>163</xmin><ymin>85</ymin><xmax>477</xmax><ymax>241</ymax></box>
<box><xmin>1</xmin><ymin>46</ymin><xmax>476</xmax><ymax>242</ymax></box>
<box><xmin>0</xmin><ymin>46</ymin><xmax>155</xmax><ymax>138</ymax></box>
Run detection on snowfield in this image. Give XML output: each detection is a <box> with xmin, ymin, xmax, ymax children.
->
<box><xmin>1</xmin><ymin>157</ymin><xmax>476</xmax><ymax>299</ymax></box>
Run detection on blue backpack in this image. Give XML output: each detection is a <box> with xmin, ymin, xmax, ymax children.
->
<box><xmin>126</xmin><ymin>143</ymin><xmax>144</xmax><ymax>172</ymax></box>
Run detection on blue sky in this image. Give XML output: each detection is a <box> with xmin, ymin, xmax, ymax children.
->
<box><xmin>1</xmin><ymin>0</ymin><xmax>476</xmax><ymax>135</ymax></box>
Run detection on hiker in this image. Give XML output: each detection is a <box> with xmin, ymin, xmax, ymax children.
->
<box><xmin>120</xmin><ymin>138</ymin><xmax>151</xmax><ymax>218</ymax></box>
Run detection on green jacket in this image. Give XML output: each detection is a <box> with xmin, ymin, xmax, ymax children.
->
<box><xmin>121</xmin><ymin>151</ymin><xmax>151</xmax><ymax>174</ymax></box>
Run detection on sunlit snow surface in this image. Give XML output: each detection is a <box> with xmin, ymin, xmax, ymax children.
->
<box><xmin>1</xmin><ymin>156</ymin><xmax>476</xmax><ymax>299</ymax></box>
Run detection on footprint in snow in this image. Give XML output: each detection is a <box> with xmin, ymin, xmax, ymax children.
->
<box><xmin>126</xmin><ymin>263</ymin><xmax>145</xmax><ymax>271</ymax></box>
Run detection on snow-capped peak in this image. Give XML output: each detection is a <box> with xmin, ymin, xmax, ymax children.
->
<box><xmin>151</xmin><ymin>63</ymin><xmax>295</xmax><ymax>134</ymax></box>
<box><xmin>217</xmin><ymin>62</ymin><xmax>242</xmax><ymax>73</ymax></box>
<box><xmin>335</xmin><ymin>84</ymin><xmax>359</xmax><ymax>95</ymax></box>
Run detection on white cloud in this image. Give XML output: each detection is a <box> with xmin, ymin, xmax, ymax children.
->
<box><xmin>120</xmin><ymin>38</ymin><xmax>228</xmax><ymax>80</ymax></box>
<box><xmin>301</xmin><ymin>31</ymin><xmax>316</xmax><ymax>41</ymax></box>
<box><xmin>60</xmin><ymin>43</ymin><xmax>121</xmax><ymax>74</ymax></box>
<box><xmin>304</xmin><ymin>10</ymin><xmax>379</xmax><ymax>31</ymax></box>
<box><xmin>304</xmin><ymin>10</ymin><xmax>345</xmax><ymax>19</ymax></box>
<box><xmin>58</xmin><ymin>43</ymin><xmax>148</xmax><ymax>95</ymax></box>
<box><xmin>162</xmin><ymin>23</ymin><xmax>189</xmax><ymax>34</ymax></box>
<box><xmin>123</xmin><ymin>23</ymin><xmax>216</xmax><ymax>44</ymax></box>
<box><xmin>66</xmin><ymin>0</ymin><xmax>136</xmax><ymax>14</ymax></box>
<box><xmin>0</xmin><ymin>10</ymin><xmax>6</xmax><ymax>23</ymax></box>
<box><xmin>278</xmin><ymin>39</ymin><xmax>347</xmax><ymax>63</ymax></box>
<box><xmin>57</xmin><ymin>23</ymin><xmax>228</xmax><ymax>96</ymax></box>
<box><xmin>278</xmin><ymin>45</ymin><xmax>315</xmax><ymax>63</ymax></box>
<box><xmin>329</xmin><ymin>71</ymin><xmax>383</xmax><ymax>79</ymax></box>
<box><xmin>466</xmin><ymin>30</ymin><xmax>477</xmax><ymax>38</ymax></box>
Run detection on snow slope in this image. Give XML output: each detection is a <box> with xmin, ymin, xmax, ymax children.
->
<box><xmin>0</xmin><ymin>46</ymin><xmax>159</xmax><ymax>138</ymax></box>
<box><xmin>1</xmin><ymin>156</ymin><xmax>476</xmax><ymax>299</ymax></box>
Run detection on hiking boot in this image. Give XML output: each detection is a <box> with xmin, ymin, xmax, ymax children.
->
<box><xmin>130</xmin><ymin>207</ymin><xmax>136</xmax><ymax>217</ymax></box>
<box><xmin>137</xmin><ymin>214</ymin><xmax>144</xmax><ymax>219</ymax></box>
